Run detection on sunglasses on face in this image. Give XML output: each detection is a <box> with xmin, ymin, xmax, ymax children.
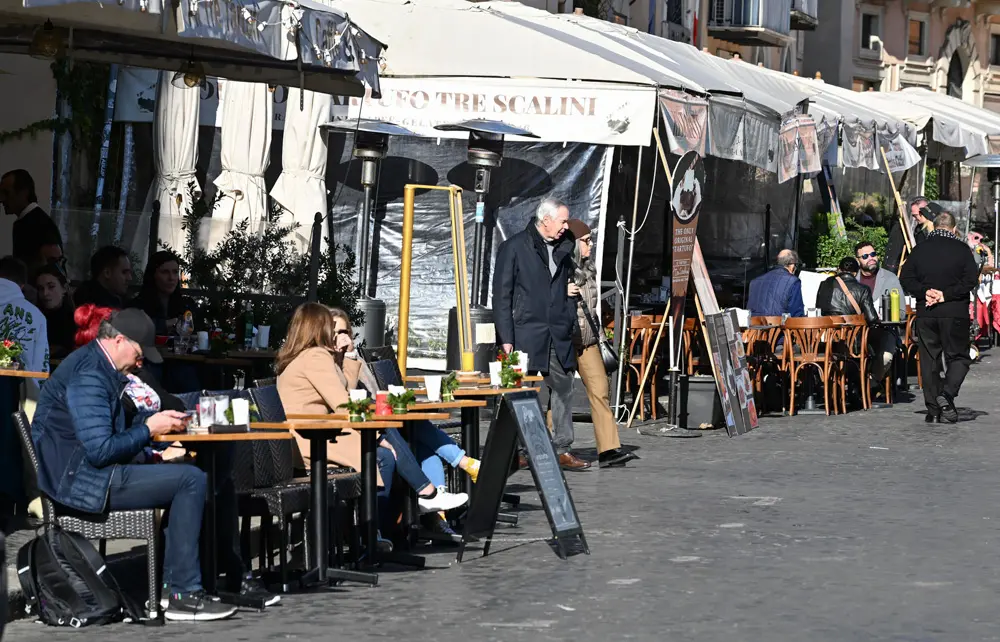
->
<box><xmin>858</xmin><ymin>252</ymin><xmax>877</xmax><ymax>260</ymax></box>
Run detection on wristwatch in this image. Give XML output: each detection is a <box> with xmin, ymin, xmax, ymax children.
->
<box><xmin>344</xmin><ymin>351</ymin><xmax>358</xmax><ymax>360</ymax></box>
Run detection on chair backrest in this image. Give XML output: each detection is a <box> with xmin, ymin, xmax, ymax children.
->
<box><xmin>12</xmin><ymin>411</ymin><xmax>54</xmax><ymax>521</ymax></box>
<box><xmin>784</xmin><ymin>317</ymin><xmax>835</xmax><ymax>358</ymax></box>
<box><xmin>246</xmin><ymin>386</ymin><xmax>295</xmax><ymax>484</ymax></box>
<box><xmin>254</xmin><ymin>377</ymin><xmax>276</xmax><ymax>388</ymax></box>
<box><xmin>175</xmin><ymin>391</ymin><xmax>200</xmax><ymax>411</ymax></box>
<box><xmin>359</xmin><ymin>345</ymin><xmax>396</xmax><ymax>365</ymax></box>
<box><xmin>370</xmin><ymin>359</ymin><xmax>403</xmax><ymax>389</ymax></box>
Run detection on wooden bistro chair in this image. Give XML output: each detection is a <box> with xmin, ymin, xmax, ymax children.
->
<box><xmin>827</xmin><ymin>315</ymin><xmax>868</xmax><ymax>413</ymax></box>
<box><xmin>625</xmin><ymin>315</ymin><xmax>660</xmax><ymax>421</ymax></box>
<box><xmin>745</xmin><ymin>316</ymin><xmax>785</xmax><ymax>413</ymax></box>
<box><xmin>682</xmin><ymin>318</ymin><xmax>705</xmax><ymax>375</ymax></box>
<box><xmin>783</xmin><ymin>317</ymin><xmax>836</xmax><ymax>416</ymax></box>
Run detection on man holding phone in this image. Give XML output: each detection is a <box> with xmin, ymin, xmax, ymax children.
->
<box><xmin>31</xmin><ymin>309</ymin><xmax>237</xmax><ymax>622</ymax></box>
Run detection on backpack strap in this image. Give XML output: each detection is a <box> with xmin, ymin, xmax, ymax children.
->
<box><xmin>834</xmin><ymin>277</ymin><xmax>863</xmax><ymax>316</ymax></box>
<box><xmin>61</xmin><ymin>531</ymin><xmax>161</xmax><ymax>626</ymax></box>
<box><xmin>15</xmin><ymin>539</ymin><xmax>41</xmax><ymax>617</ymax></box>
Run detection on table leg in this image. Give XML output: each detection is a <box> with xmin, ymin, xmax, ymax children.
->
<box><xmin>301</xmin><ymin>433</ymin><xmax>378</xmax><ymax>587</ymax></box>
<box><xmin>359</xmin><ymin>430</ymin><xmax>378</xmax><ymax>565</ymax></box>
<box><xmin>460</xmin><ymin>407</ymin><xmax>479</xmax><ymax>499</ymax></box>
<box><xmin>400</xmin><ymin>425</ymin><xmax>417</xmax><ymax>549</ymax></box>
<box><xmin>202</xmin><ymin>448</ymin><xmax>218</xmax><ymax>596</ymax></box>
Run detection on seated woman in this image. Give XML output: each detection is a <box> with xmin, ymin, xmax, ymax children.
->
<box><xmin>74</xmin><ymin>304</ymin><xmax>278</xmax><ymax>606</ymax></box>
<box><xmin>34</xmin><ymin>264</ymin><xmax>76</xmax><ymax>359</ymax></box>
<box><xmin>128</xmin><ymin>251</ymin><xmax>198</xmax><ymax>335</ymax></box>
<box><xmin>275</xmin><ymin>303</ymin><xmax>468</xmax><ymax>525</ymax></box>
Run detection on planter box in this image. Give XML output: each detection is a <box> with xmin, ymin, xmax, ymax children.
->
<box><xmin>678</xmin><ymin>375</ymin><xmax>723</xmax><ymax>430</ymax></box>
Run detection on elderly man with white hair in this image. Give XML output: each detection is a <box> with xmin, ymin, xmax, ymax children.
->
<box><xmin>492</xmin><ymin>197</ymin><xmax>590</xmax><ymax>471</ymax></box>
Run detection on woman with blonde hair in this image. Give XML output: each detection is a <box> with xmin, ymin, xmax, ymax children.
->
<box><xmin>567</xmin><ymin>219</ymin><xmax>638</xmax><ymax>468</ymax></box>
<box><xmin>276</xmin><ymin>303</ymin><xmax>468</xmax><ymax>519</ymax></box>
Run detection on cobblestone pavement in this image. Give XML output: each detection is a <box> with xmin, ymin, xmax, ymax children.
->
<box><xmin>8</xmin><ymin>358</ymin><xmax>1000</xmax><ymax>641</ymax></box>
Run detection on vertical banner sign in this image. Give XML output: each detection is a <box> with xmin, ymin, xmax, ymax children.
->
<box><xmin>668</xmin><ymin>151</ymin><xmax>706</xmax><ymax>369</ymax></box>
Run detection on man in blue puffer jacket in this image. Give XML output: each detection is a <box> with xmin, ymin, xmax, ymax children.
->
<box><xmin>31</xmin><ymin>309</ymin><xmax>235</xmax><ymax>622</ymax></box>
<box><xmin>747</xmin><ymin>249</ymin><xmax>806</xmax><ymax>318</ymax></box>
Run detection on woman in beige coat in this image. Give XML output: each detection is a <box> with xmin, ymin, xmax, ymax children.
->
<box><xmin>275</xmin><ymin>303</ymin><xmax>468</xmax><ymax>516</ymax></box>
<box><xmin>567</xmin><ymin>219</ymin><xmax>638</xmax><ymax>468</ymax></box>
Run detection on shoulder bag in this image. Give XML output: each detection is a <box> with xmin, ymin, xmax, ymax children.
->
<box><xmin>578</xmin><ymin>297</ymin><xmax>619</xmax><ymax>374</ymax></box>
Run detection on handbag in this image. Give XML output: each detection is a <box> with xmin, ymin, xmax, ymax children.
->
<box><xmin>578</xmin><ymin>297</ymin><xmax>619</xmax><ymax>374</ymax></box>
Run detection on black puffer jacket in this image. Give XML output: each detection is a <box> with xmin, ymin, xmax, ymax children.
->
<box><xmin>492</xmin><ymin>221</ymin><xmax>577</xmax><ymax>372</ymax></box>
<box><xmin>816</xmin><ymin>272</ymin><xmax>879</xmax><ymax>324</ymax></box>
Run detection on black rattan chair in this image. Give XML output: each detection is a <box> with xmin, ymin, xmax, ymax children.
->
<box><xmin>13</xmin><ymin>411</ymin><xmax>161</xmax><ymax>618</ymax></box>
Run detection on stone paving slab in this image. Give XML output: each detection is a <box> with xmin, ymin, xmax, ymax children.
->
<box><xmin>6</xmin><ymin>357</ymin><xmax>1000</xmax><ymax>640</ymax></box>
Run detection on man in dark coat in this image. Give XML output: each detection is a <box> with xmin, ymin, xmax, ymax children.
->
<box><xmin>0</xmin><ymin>169</ymin><xmax>62</xmax><ymax>268</ymax></box>
<box><xmin>884</xmin><ymin>196</ymin><xmax>935</xmax><ymax>273</ymax></box>
<box><xmin>493</xmin><ymin>197</ymin><xmax>588</xmax><ymax>470</ymax></box>
<box><xmin>900</xmin><ymin>211</ymin><xmax>979</xmax><ymax>424</ymax></box>
<box><xmin>747</xmin><ymin>249</ymin><xmax>805</xmax><ymax>317</ymax></box>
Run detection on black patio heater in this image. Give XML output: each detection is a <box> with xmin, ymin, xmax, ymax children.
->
<box><xmin>322</xmin><ymin>119</ymin><xmax>418</xmax><ymax>351</ymax></box>
<box><xmin>433</xmin><ymin>120</ymin><xmax>538</xmax><ymax>372</ymax></box>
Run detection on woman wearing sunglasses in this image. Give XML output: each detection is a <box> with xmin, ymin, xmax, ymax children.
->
<box><xmin>276</xmin><ymin>303</ymin><xmax>471</xmax><ymax>540</ymax></box>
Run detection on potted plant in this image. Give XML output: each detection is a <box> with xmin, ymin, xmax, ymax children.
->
<box><xmin>441</xmin><ymin>371</ymin><xmax>460</xmax><ymax>402</ymax></box>
<box><xmin>387</xmin><ymin>389</ymin><xmax>416</xmax><ymax>415</ymax></box>
<box><xmin>338</xmin><ymin>398</ymin><xmax>373</xmax><ymax>423</ymax></box>
<box><xmin>0</xmin><ymin>339</ymin><xmax>23</xmax><ymax>370</ymax></box>
<box><xmin>497</xmin><ymin>350</ymin><xmax>522</xmax><ymax>389</ymax></box>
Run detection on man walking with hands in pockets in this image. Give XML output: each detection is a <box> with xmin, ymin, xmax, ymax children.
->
<box><xmin>492</xmin><ymin>197</ymin><xmax>589</xmax><ymax>471</ymax></box>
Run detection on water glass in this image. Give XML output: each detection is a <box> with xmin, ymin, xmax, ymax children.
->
<box><xmin>488</xmin><ymin>361</ymin><xmax>502</xmax><ymax>387</ymax></box>
<box><xmin>214</xmin><ymin>395</ymin><xmax>230</xmax><ymax>425</ymax></box>
<box><xmin>232</xmin><ymin>398</ymin><xmax>250</xmax><ymax>425</ymax></box>
<box><xmin>424</xmin><ymin>375</ymin><xmax>442</xmax><ymax>402</ymax></box>
<box><xmin>198</xmin><ymin>397</ymin><xmax>216</xmax><ymax>428</ymax></box>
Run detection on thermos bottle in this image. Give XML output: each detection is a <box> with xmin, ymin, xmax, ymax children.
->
<box><xmin>889</xmin><ymin>289</ymin><xmax>900</xmax><ymax>322</ymax></box>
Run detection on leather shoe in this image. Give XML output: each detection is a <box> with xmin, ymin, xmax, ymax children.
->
<box><xmin>936</xmin><ymin>393</ymin><xmax>958</xmax><ymax>424</ymax></box>
<box><xmin>924</xmin><ymin>412</ymin><xmax>941</xmax><ymax>424</ymax></box>
<box><xmin>558</xmin><ymin>452</ymin><xmax>591</xmax><ymax>471</ymax></box>
<box><xmin>598</xmin><ymin>448</ymin><xmax>640</xmax><ymax>468</ymax></box>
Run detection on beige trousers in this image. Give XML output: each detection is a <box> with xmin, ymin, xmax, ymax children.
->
<box><xmin>576</xmin><ymin>344</ymin><xmax>621</xmax><ymax>454</ymax></box>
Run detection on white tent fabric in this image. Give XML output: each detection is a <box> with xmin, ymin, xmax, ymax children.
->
<box><xmin>0</xmin><ymin>0</ymin><xmax>381</xmax><ymax>96</ymax></box>
<box><xmin>212</xmin><ymin>80</ymin><xmax>272</xmax><ymax>236</ymax></box>
<box><xmin>271</xmin><ymin>87</ymin><xmax>332</xmax><ymax>254</ymax></box>
<box><xmin>327</xmin><ymin>0</ymin><xmax>668</xmax><ymax>90</ymax></box>
<box><xmin>143</xmin><ymin>71</ymin><xmax>200</xmax><ymax>257</ymax></box>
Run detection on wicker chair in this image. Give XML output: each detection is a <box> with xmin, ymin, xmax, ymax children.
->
<box><xmin>13</xmin><ymin>411</ymin><xmax>161</xmax><ymax>618</ymax></box>
<box><xmin>245</xmin><ymin>385</ymin><xmax>363</xmax><ymax>588</ymax></box>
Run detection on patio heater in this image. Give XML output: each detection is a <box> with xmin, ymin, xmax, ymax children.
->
<box><xmin>433</xmin><ymin>120</ymin><xmax>538</xmax><ymax>372</ymax></box>
<box><xmin>322</xmin><ymin>119</ymin><xmax>417</xmax><ymax>350</ymax></box>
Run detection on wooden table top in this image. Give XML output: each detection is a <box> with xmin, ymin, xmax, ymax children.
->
<box><xmin>410</xmin><ymin>400</ymin><xmax>487</xmax><ymax>410</ymax></box>
<box><xmin>379</xmin><ymin>412</ymin><xmax>450</xmax><ymax>422</ymax></box>
<box><xmin>286</xmin><ymin>413</ymin><xmax>350</xmax><ymax>421</ymax></box>
<box><xmin>153</xmin><ymin>431</ymin><xmax>292</xmax><ymax>443</ymax></box>
<box><xmin>255</xmin><ymin>419</ymin><xmax>402</xmax><ymax>431</ymax></box>
<box><xmin>0</xmin><ymin>369</ymin><xmax>48</xmax><ymax>379</ymax></box>
<box><xmin>412</xmin><ymin>386</ymin><xmax>539</xmax><ymax>397</ymax></box>
<box><xmin>404</xmin><ymin>375</ymin><xmax>544</xmax><ymax>384</ymax></box>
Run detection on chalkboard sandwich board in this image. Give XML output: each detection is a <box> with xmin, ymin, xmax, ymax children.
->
<box><xmin>458</xmin><ymin>390</ymin><xmax>589</xmax><ymax>561</ymax></box>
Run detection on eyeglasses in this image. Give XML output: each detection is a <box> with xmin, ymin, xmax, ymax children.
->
<box><xmin>858</xmin><ymin>252</ymin><xmax>878</xmax><ymax>260</ymax></box>
<box><xmin>581</xmin><ymin>237</ymin><xmax>593</xmax><ymax>246</ymax></box>
<box><xmin>336</xmin><ymin>329</ymin><xmax>351</xmax><ymax>336</ymax></box>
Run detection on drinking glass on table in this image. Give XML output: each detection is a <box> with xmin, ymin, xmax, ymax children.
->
<box><xmin>198</xmin><ymin>397</ymin><xmax>216</xmax><ymax>428</ymax></box>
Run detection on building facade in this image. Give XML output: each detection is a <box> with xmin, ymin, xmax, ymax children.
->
<box><xmin>804</xmin><ymin>0</ymin><xmax>1000</xmax><ymax>111</ymax></box>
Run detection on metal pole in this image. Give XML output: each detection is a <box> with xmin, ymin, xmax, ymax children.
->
<box><xmin>613</xmin><ymin>146</ymin><xmax>644</xmax><ymax>422</ymax></box>
<box><xmin>148</xmin><ymin>201</ymin><xmax>160</xmax><ymax>263</ymax></box>
<box><xmin>609</xmin><ymin>211</ymin><xmax>627</xmax><ymax>414</ymax></box>
<box><xmin>307</xmin><ymin>212</ymin><xmax>322</xmax><ymax>302</ymax></box>
<box><xmin>791</xmin><ymin>174</ymin><xmax>803</xmax><ymax>252</ymax></box>
<box><xmin>471</xmin><ymin>192</ymin><xmax>486</xmax><ymax>307</ymax></box>
<box><xmin>398</xmin><ymin>186</ymin><xmax>416</xmax><ymax>376</ymax></box>
<box><xmin>994</xmin><ymin>180</ymin><xmax>999</xmax><ymax>259</ymax></box>
<box><xmin>358</xmin><ymin>182</ymin><xmax>373</xmax><ymax>297</ymax></box>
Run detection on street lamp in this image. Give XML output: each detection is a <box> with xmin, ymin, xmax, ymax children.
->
<box><xmin>322</xmin><ymin>118</ymin><xmax>417</xmax><ymax>350</ymax></box>
<box><xmin>434</xmin><ymin>120</ymin><xmax>538</xmax><ymax>307</ymax></box>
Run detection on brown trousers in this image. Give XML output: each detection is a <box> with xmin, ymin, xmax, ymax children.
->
<box><xmin>576</xmin><ymin>344</ymin><xmax>621</xmax><ymax>454</ymax></box>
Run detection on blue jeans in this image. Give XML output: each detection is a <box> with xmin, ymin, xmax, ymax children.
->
<box><xmin>108</xmin><ymin>463</ymin><xmax>207</xmax><ymax>594</ymax></box>
<box><xmin>378</xmin><ymin>429</ymin><xmax>432</xmax><ymax>493</ymax></box>
<box><xmin>410</xmin><ymin>421</ymin><xmax>465</xmax><ymax>489</ymax></box>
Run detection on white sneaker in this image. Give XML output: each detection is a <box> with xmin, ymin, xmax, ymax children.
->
<box><xmin>417</xmin><ymin>487</ymin><xmax>468</xmax><ymax>514</ymax></box>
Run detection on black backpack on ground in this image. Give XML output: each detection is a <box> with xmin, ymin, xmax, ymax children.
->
<box><xmin>16</xmin><ymin>525</ymin><xmax>153</xmax><ymax>627</ymax></box>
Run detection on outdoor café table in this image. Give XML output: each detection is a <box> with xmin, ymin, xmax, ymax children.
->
<box><xmin>0</xmin><ymin>369</ymin><xmax>47</xmax><ymax>510</ymax></box>
<box><xmin>152</xmin><ymin>429</ymin><xmax>292</xmax><ymax>607</ymax></box>
<box><xmin>269</xmin><ymin>419</ymin><xmax>405</xmax><ymax>572</ymax></box>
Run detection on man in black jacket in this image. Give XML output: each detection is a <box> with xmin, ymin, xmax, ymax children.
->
<box><xmin>0</xmin><ymin>169</ymin><xmax>62</xmax><ymax>268</ymax></box>
<box><xmin>884</xmin><ymin>196</ymin><xmax>935</xmax><ymax>273</ymax></box>
<box><xmin>816</xmin><ymin>257</ymin><xmax>879</xmax><ymax>323</ymax></box>
<box><xmin>816</xmin><ymin>257</ymin><xmax>895</xmax><ymax>379</ymax></box>
<box><xmin>493</xmin><ymin>197</ymin><xmax>589</xmax><ymax>471</ymax></box>
<box><xmin>900</xmin><ymin>212</ymin><xmax>979</xmax><ymax>423</ymax></box>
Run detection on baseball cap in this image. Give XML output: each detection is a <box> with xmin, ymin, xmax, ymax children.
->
<box><xmin>108</xmin><ymin>308</ymin><xmax>163</xmax><ymax>364</ymax></box>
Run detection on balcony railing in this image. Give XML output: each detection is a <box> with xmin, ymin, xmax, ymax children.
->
<box><xmin>708</xmin><ymin>0</ymin><xmax>792</xmax><ymax>46</ymax></box>
<box><xmin>790</xmin><ymin>0</ymin><xmax>817</xmax><ymax>30</ymax></box>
